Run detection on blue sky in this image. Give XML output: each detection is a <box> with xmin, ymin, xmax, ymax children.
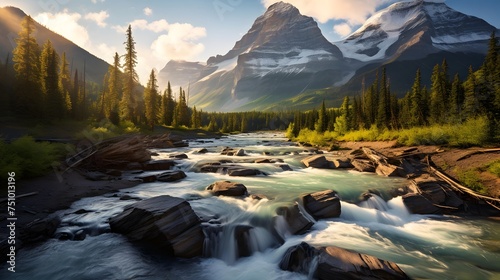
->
<box><xmin>2</xmin><ymin>0</ymin><xmax>499</xmax><ymax>84</ymax></box>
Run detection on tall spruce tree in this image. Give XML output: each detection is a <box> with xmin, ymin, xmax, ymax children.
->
<box><xmin>316</xmin><ymin>100</ymin><xmax>328</xmax><ymax>133</ymax></box>
<box><xmin>463</xmin><ymin>66</ymin><xmax>479</xmax><ymax>118</ymax></box>
<box><xmin>59</xmin><ymin>52</ymin><xmax>72</xmax><ymax>116</ymax></box>
<box><xmin>429</xmin><ymin>64</ymin><xmax>447</xmax><ymax>124</ymax></box>
<box><xmin>449</xmin><ymin>73</ymin><xmax>464</xmax><ymax>121</ymax></box>
<box><xmin>410</xmin><ymin>69</ymin><xmax>425</xmax><ymax>126</ymax></box>
<box><xmin>103</xmin><ymin>53</ymin><xmax>122</xmax><ymax>121</ymax></box>
<box><xmin>144</xmin><ymin>69</ymin><xmax>159</xmax><ymax>131</ymax></box>
<box><xmin>40</xmin><ymin>40</ymin><xmax>62</xmax><ymax>119</ymax></box>
<box><xmin>12</xmin><ymin>15</ymin><xmax>42</xmax><ymax>118</ymax></box>
<box><xmin>120</xmin><ymin>25</ymin><xmax>139</xmax><ymax>122</ymax></box>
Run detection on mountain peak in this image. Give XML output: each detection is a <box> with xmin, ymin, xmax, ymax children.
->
<box><xmin>265</xmin><ymin>1</ymin><xmax>298</xmax><ymax>15</ymax></box>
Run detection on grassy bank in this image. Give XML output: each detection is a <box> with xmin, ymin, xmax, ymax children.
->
<box><xmin>291</xmin><ymin>117</ymin><xmax>490</xmax><ymax>147</ymax></box>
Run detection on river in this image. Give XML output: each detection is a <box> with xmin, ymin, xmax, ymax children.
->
<box><xmin>3</xmin><ymin>132</ymin><xmax>500</xmax><ymax>279</ymax></box>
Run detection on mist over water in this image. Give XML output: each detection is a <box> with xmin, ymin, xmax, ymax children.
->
<box><xmin>3</xmin><ymin>132</ymin><xmax>500</xmax><ymax>280</ymax></box>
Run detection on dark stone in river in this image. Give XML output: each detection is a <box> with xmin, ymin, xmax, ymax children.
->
<box><xmin>169</xmin><ymin>153</ymin><xmax>188</xmax><ymax>159</ymax></box>
<box><xmin>157</xmin><ymin>170</ymin><xmax>187</xmax><ymax>182</ymax></box>
<box><xmin>227</xmin><ymin>167</ymin><xmax>260</xmax><ymax>176</ymax></box>
<box><xmin>109</xmin><ymin>195</ymin><xmax>204</xmax><ymax>258</ymax></box>
<box><xmin>279</xmin><ymin>242</ymin><xmax>410</xmax><ymax>279</ymax></box>
<box><xmin>301</xmin><ymin>190</ymin><xmax>341</xmax><ymax>220</ymax></box>
<box><xmin>275</xmin><ymin>205</ymin><xmax>314</xmax><ymax>235</ymax></box>
<box><xmin>20</xmin><ymin>215</ymin><xmax>61</xmax><ymax>244</ymax></box>
<box><xmin>402</xmin><ymin>193</ymin><xmax>441</xmax><ymax>215</ymax></box>
<box><xmin>206</xmin><ymin>181</ymin><xmax>248</xmax><ymax>196</ymax></box>
<box><xmin>142</xmin><ymin>160</ymin><xmax>176</xmax><ymax>171</ymax></box>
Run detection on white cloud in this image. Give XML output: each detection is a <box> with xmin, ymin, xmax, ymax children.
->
<box><xmin>333</xmin><ymin>23</ymin><xmax>352</xmax><ymax>37</ymax></box>
<box><xmin>113</xmin><ymin>19</ymin><xmax>169</xmax><ymax>33</ymax></box>
<box><xmin>91</xmin><ymin>0</ymin><xmax>105</xmax><ymax>3</ymax></box>
<box><xmin>84</xmin><ymin>10</ymin><xmax>109</xmax><ymax>27</ymax></box>
<box><xmin>144</xmin><ymin>7</ymin><xmax>153</xmax><ymax>16</ymax></box>
<box><xmin>151</xmin><ymin>23</ymin><xmax>206</xmax><ymax>61</ymax></box>
<box><xmin>34</xmin><ymin>9</ymin><xmax>90</xmax><ymax>48</ymax></box>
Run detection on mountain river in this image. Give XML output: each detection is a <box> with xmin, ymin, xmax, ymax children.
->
<box><xmin>2</xmin><ymin>132</ymin><xmax>500</xmax><ymax>280</ymax></box>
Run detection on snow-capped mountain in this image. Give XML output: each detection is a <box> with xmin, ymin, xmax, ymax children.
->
<box><xmin>338</xmin><ymin>0</ymin><xmax>496</xmax><ymax>62</ymax></box>
<box><xmin>160</xmin><ymin>1</ymin><xmax>358</xmax><ymax>111</ymax></box>
<box><xmin>159</xmin><ymin>0</ymin><xmax>498</xmax><ymax>111</ymax></box>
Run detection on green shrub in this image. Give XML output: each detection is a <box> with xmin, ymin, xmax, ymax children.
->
<box><xmin>457</xmin><ymin>169</ymin><xmax>488</xmax><ymax>195</ymax></box>
<box><xmin>485</xmin><ymin>160</ymin><xmax>500</xmax><ymax>178</ymax></box>
<box><xmin>0</xmin><ymin>136</ymin><xmax>65</xmax><ymax>180</ymax></box>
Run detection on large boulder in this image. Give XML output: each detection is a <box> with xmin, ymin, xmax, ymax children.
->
<box><xmin>402</xmin><ymin>193</ymin><xmax>441</xmax><ymax>215</ymax></box>
<box><xmin>279</xmin><ymin>242</ymin><xmax>409</xmax><ymax>280</ymax></box>
<box><xmin>206</xmin><ymin>181</ymin><xmax>248</xmax><ymax>196</ymax></box>
<box><xmin>109</xmin><ymin>195</ymin><xmax>204</xmax><ymax>258</ymax></box>
<box><xmin>301</xmin><ymin>155</ymin><xmax>330</xmax><ymax>169</ymax></box>
<box><xmin>301</xmin><ymin>190</ymin><xmax>341</xmax><ymax>220</ymax></box>
<box><xmin>275</xmin><ymin>205</ymin><xmax>314</xmax><ymax>236</ymax></box>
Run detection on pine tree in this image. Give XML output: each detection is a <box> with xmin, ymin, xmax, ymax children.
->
<box><xmin>191</xmin><ymin>105</ymin><xmax>199</xmax><ymax>128</ymax></box>
<box><xmin>144</xmin><ymin>69</ymin><xmax>159</xmax><ymax>131</ymax></box>
<box><xmin>40</xmin><ymin>40</ymin><xmax>62</xmax><ymax>119</ymax></box>
<box><xmin>12</xmin><ymin>15</ymin><xmax>42</xmax><ymax>117</ymax></box>
<box><xmin>410</xmin><ymin>69</ymin><xmax>425</xmax><ymax>126</ymax></box>
<box><xmin>463</xmin><ymin>66</ymin><xmax>479</xmax><ymax>118</ymax></box>
<box><xmin>334</xmin><ymin>96</ymin><xmax>350</xmax><ymax>134</ymax></box>
<box><xmin>429</xmin><ymin>64</ymin><xmax>446</xmax><ymax>124</ymax></box>
<box><xmin>316</xmin><ymin>100</ymin><xmax>328</xmax><ymax>133</ymax></box>
<box><xmin>103</xmin><ymin>53</ymin><xmax>122</xmax><ymax>121</ymax></box>
<box><xmin>72</xmin><ymin>69</ymin><xmax>79</xmax><ymax>118</ymax></box>
<box><xmin>120</xmin><ymin>25</ymin><xmax>139</xmax><ymax>122</ymax></box>
<box><xmin>59</xmin><ymin>52</ymin><xmax>72</xmax><ymax>116</ymax></box>
<box><xmin>376</xmin><ymin>67</ymin><xmax>390</xmax><ymax>128</ymax></box>
<box><xmin>240</xmin><ymin>114</ymin><xmax>248</xmax><ymax>133</ymax></box>
<box><xmin>449</xmin><ymin>73</ymin><xmax>464</xmax><ymax>121</ymax></box>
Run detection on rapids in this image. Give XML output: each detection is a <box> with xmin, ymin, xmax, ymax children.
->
<box><xmin>2</xmin><ymin>132</ymin><xmax>500</xmax><ymax>280</ymax></box>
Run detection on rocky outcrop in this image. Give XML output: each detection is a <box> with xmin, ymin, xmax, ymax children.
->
<box><xmin>206</xmin><ymin>181</ymin><xmax>248</xmax><ymax>196</ymax></box>
<box><xmin>279</xmin><ymin>242</ymin><xmax>409</xmax><ymax>279</ymax></box>
<box><xmin>19</xmin><ymin>215</ymin><xmax>61</xmax><ymax>244</ymax></box>
<box><xmin>109</xmin><ymin>195</ymin><xmax>204</xmax><ymax>258</ymax></box>
<box><xmin>301</xmin><ymin>190</ymin><xmax>341</xmax><ymax>220</ymax></box>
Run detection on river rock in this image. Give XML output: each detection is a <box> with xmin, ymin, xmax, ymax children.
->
<box><xmin>279</xmin><ymin>242</ymin><xmax>409</xmax><ymax>279</ymax></box>
<box><xmin>235</xmin><ymin>149</ymin><xmax>246</xmax><ymax>156</ymax></box>
<box><xmin>301</xmin><ymin>155</ymin><xmax>330</xmax><ymax>169</ymax></box>
<box><xmin>169</xmin><ymin>153</ymin><xmax>188</xmax><ymax>159</ymax></box>
<box><xmin>332</xmin><ymin>158</ymin><xmax>354</xmax><ymax>169</ymax></box>
<box><xmin>206</xmin><ymin>181</ymin><xmax>248</xmax><ymax>196</ymax></box>
<box><xmin>157</xmin><ymin>170</ymin><xmax>187</xmax><ymax>182</ymax></box>
<box><xmin>376</xmin><ymin>163</ymin><xmax>405</xmax><ymax>177</ymax></box>
<box><xmin>19</xmin><ymin>215</ymin><xmax>61</xmax><ymax>244</ymax></box>
<box><xmin>351</xmin><ymin>159</ymin><xmax>376</xmax><ymax>173</ymax></box>
<box><xmin>402</xmin><ymin>193</ymin><xmax>441</xmax><ymax>214</ymax></box>
<box><xmin>278</xmin><ymin>164</ymin><xmax>293</xmax><ymax>171</ymax></box>
<box><xmin>143</xmin><ymin>160</ymin><xmax>176</xmax><ymax>171</ymax></box>
<box><xmin>301</xmin><ymin>190</ymin><xmax>341</xmax><ymax>220</ymax></box>
<box><xmin>196</xmin><ymin>148</ymin><xmax>209</xmax><ymax>153</ymax></box>
<box><xmin>275</xmin><ymin>205</ymin><xmax>314</xmax><ymax>235</ymax></box>
<box><xmin>135</xmin><ymin>174</ymin><xmax>157</xmax><ymax>183</ymax></box>
<box><xmin>255</xmin><ymin>158</ymin><xmax>272</xmax><ymax>163</ymax></box>
<box><xmin>227</xmin><ymin>168</ymin><xmax>260</xmax><ymax>177</ymax></box>
<box><xmin>109</xmin><ymin>195</ymin><xmax>204</xmax><ymax>258</ymax></box>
